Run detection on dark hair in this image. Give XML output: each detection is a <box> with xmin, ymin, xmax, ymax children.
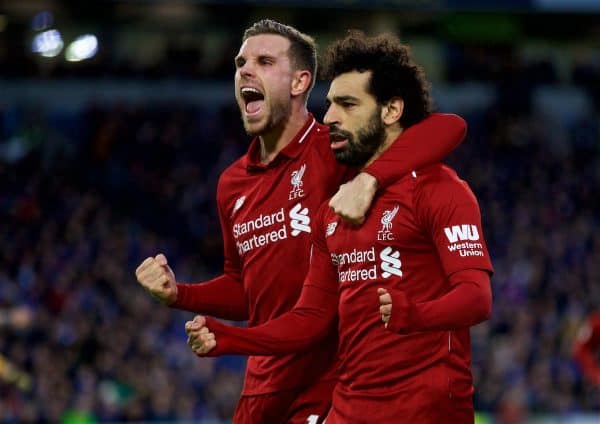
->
<box><xmin>321</xmin><ymin>31</ymin><xmax>431</xmax><ymax>128</ymax></box>
<box><xmin>244</xmin><ymin>19</ymin><xmax>317</xmax><ymax>95</ymax></box>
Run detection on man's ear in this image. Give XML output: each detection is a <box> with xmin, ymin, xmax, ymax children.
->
<box><xmin>381</xmin><ymin>97</ymin><xmax>404</xmax><ymax>126</ymax></box>
<box><xmin>291</xmin><ymin>70</ymin><xmax>312</xmax><ymax>97</ymax></box>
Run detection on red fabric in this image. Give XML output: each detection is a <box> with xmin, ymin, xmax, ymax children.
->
<box><xmin>573</xmin><ymin>311</ymin><xmax>600</xmax><ymax>385</ymax></box>
<box><xmin>365</xmin><ymin>113</ymin><xmax>466</xmax><ymax>188</ymax></box>
<box><xmin>172</xmin><ymin>274</ymin><xmax>248</xmax><ymax>321</ymax></box>
<box><xmin>318</xmin><ymin>163</ymin><xmax>493</xmax><ymax>395</ymax></box>
<box><xmin>232</xmin><ymin>379</ymin><xmax>335</xmax><ymax>424</ymax></box>
<box><xmin>205</xmin><ymin>160</ymin><xmax>492</xmax><ymax>420</ymax></box>
<box><xmin>205</xmin><ymin>283</ymin><xmax>338</xmax><ymax>357</ymax></box>
<box><xmin>176</xmin><ymin>114</ymin><xmax>466</xmax><ymax>396</ymax></box>
<box><xmin>386</xmin><ymin>269</ymin><xmax>492</xmax><ymax>333</ymax></box>
<box><xmin>325</xmin><ymin>361</ymin><xmax>474</xmax><ymax>424</ymax></box>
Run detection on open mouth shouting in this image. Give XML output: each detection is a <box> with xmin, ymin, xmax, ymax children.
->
<box><xmin>240</xmin><ymin>86</ymin><xmax>265</xmax><ymax>119</ymax></box>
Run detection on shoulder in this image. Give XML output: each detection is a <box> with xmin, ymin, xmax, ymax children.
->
<box><xmin>218</xmin><ymin>155</ymin><xmax>246</xmax><ymax>185</ymax></box>
<box><xmin>216</xmin><ymin>156</ymin><xmax>247</xmax><ymax>204</ymax></box>
<box><xmin>304</xmin><ymin>122</ymin><xmax>331</xmax><ymax>151</ymax></box>
<box><xmin>415</xmin><ymin>164</ymin><xmax>476</xmax><ymax>197</ymax></box>
<box><xmin>413</xmin><ymin>164</ymin><xmax>479</xmax><ymax>208</ymax></box>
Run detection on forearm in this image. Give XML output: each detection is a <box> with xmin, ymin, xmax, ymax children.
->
<box><xmin>388</xmin><ymin>269</ymin><xmax>491</xmax><ymax>333</ymax></box>
<box><xmin>365</xmin><ymin>113</ymin><xmax>466</xmax><ymax>188</ymax></box>
<box><xmin>204</xmin><ymin>284</ymin><xmax>338</xmax><ymax>356</ymax></box>
<box><xmin>172</xmin><ymin>274</ymin><xmax>248</xmax><ymax>321</ymax></box>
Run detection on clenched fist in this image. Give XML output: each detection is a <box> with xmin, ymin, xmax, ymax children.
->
<box><xmin>185</xmin><ymin>315</ymin><xmax>216</xmax><ymax>355</ymax></box>
<box><xmin>135</xmin><ymin>253</ymin><xmax>178</xmax><ymax>305</ymax></box>
<box><xmin>329</xmin><ymin>172</ymin><xmax>378</xmax><ymax>225</ymax></box>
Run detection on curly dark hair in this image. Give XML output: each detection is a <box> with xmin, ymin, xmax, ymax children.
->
<box><xmin>244</xmin><ymin>19</ymin><xmax>317</xmax><ymax>95</ymax></box>
<box><xmin>321</xmin><ymin>31</ymin><xmax>431</xmax><ymax>128</ymax></box>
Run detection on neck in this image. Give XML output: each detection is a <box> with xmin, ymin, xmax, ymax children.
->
<box><xmin>259</xmin><ymin>103</ymin><xmax>309</xmax><ymax>164</ymax></box>
<box><xmin>362</xmin><ymin>125</ymin><xmax>403</xmax><ymax>170</ymax></box>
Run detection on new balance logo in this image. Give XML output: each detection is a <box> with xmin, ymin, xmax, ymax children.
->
<box><xmin>380</xmin><ymin>246</ymin><xmax>402</xmax><ymax>278</ymax></box>
<box><xmin>232</xmin><ymin>195</ymin><xmax>246</xmax><ymax>216</ymax></box>
<box><xmin>289</xmin><ymin>203</ymin><xmax>311</xmax><ymax>236</ymax></box>
<box><xmin>326</xmin><ymin>222</ymin><xmax>337</xmax><ymax>237</ymax></box>
<box><xmin>444</xmin><ymin>225</ymin><xmax>480</xmax><ymax>243</ymax></box>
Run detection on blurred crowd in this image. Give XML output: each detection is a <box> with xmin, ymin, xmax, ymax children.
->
<box><xmin>0</xmin><ymin>103</ymin><xmax>249</xmax><ymax>422</ymax></box>
<box><xmin>1</xmin><ymin>52</ymin><xmax>600</xmax><ymax>422</ymax></box>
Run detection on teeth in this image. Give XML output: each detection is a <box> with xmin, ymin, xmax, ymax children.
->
<box><xmin>241</xmin><ymin>87</ymin><xmax>261</xmax><ymax>95</ymax></box>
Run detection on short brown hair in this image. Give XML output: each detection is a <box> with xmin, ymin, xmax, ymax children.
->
<box><xmin>243</xmin><ymin>19</ymin><xmax>318</xmax><ymax>96</ymax></box>
<box><xmin>321</xmin><ymin>31</ymin><xmax>431</xmax><ymax>128</ymax></box>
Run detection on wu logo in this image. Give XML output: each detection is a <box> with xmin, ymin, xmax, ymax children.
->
<box><xmin>380</xmin><ymin>246</ymin><xmax>402</xmax><ymax>278</ymax></box>
<box><xmin>289</xmin><ymin>164</ymin><xmax>306</xmax><ymax>200</ymax></box>
<box><xmin>444</xmin><ymin>225</ymin><xmax>480</xmax><ymax>243</ymax></box>
<box><xmin>289</xmin><ymin>203</ymin><xmax>311</xmax><ymax>236</ymax></box>
<box><xmin>377</xmin><ymin>205</ymin><xmax>399</xmax><ymax>241</ymax></box>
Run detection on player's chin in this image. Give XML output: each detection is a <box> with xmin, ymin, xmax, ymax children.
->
<box><xmin>243</xmin><ymin>118</ymin><xmax>268</xmax><ymax>136</ymax></box>
<box><xmin>332</xmin><ymin>149</ymin><xmax>355</xmax><ymax>166</ymax></box>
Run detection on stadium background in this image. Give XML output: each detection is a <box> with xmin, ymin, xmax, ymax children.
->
<box><xmin>0</xmin><ymin>0</ymin><xmax>599</xmax><ymax>422</ymax></box>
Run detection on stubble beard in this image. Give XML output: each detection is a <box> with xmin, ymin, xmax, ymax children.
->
<box><xmin>242</xmin><ymin>98</ymin><xmax>291</xmax><ymax>137</ymax></box>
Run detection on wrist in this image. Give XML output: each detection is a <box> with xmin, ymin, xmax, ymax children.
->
<box><xmin>203</xmin><ymin>317</ymin><xmax>229</xmax><ymax>356</ymax></box>
<box><xmin>357</xmin><ymin>172</ymin><xmax>379</xmax><ymax>192</ymax></box>
<box><xmin>164</xmin><ymin>284</ymin><xmax>180</xmax><ymax>307</ymax></box>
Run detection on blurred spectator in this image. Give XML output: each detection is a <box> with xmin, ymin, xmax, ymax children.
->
<box><xmin>573</xmin><ymin>312</ymin><xmax>600</xmax><ymax>387</ymax></box>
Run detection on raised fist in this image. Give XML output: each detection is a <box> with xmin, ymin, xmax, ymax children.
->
<box><xmin>135</xmin><ymin>253</ymin><xmax>178</xmax><ymax>305</ymax></box>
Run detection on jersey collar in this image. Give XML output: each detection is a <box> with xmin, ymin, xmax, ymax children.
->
<box><xmin>245</xmin><ymin>114</ymin><xmax>317</xmax><ymax>172</ymax></box>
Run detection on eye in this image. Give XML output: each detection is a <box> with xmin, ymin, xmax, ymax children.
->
<box><xmin>235</xmin><ymin>58</ymin><xmax>245</xmax><ymax>68</ymax></box>
<box><xmin>259</xmin><ymin>57</ymin><xmax>273</xmax><ymax>66</ymax></box>
<box><xmin>341</xmin><ymin>101</ymin><xmax>356</xmax><ymax>109</ymax></box>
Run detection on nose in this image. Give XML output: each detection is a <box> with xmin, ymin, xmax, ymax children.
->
<box><xmin>238</xmin><ymin>61</ymin><xmax>254</xmax><ymax>79</ymax></box>
<box><xmin>323</xmin><ymin>105</ymin><xmax>339</xmax><ymax>126</ymax></box>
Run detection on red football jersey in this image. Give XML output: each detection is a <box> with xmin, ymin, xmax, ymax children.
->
<box><xmin>217</xmin><ymin>115</ymin><xmax>353</xmax><ymax>394</ymax></box>
<box><xmin>308</xmin><ymin>163</ymin><xmax>493</xmax><ymax>419</ymax></box>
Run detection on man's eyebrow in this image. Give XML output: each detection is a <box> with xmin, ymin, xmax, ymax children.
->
<box><xmin>235</xmin><ymin>53</ymin><xmax>277</xmax><ymax>64</ymax></box>
<box><xmin>257</xmin><ymin>53</ymin><xmax>277</xmax><ymax>61</ymax></box>
<box><xmin>331</xmin><ymin>95</ymin><xmax>360</xmax><ymax>103</ymax></box>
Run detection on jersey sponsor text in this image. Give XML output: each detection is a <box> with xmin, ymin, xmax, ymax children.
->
<box><xmin>233</xmin><ymin>208</ymin><xmax>285</xmax><ymax>238</ymax></box>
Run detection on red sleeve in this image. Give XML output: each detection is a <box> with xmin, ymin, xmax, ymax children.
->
<box><xmin>170</xmin><ymin>176</ymin><xmax>248</xmax><ymax>320</ymax></box>
<box><xmin>573</xmin><ymin>313</ymin><xmax>600</xmax><ymax>385</ymax></box>
<box><xmin>417</xmin><ymin>169</ymin><xmax>493</xmax><ymax>276</ymax></box>
<box><xmin>172</xmin><ymin>274</ymin><xmax>248</xmax><ymax>321</ymax></box>
<box><xmin>202</xmin><ymin>203</ymin><xmax>339</xmax><ymax>356</ymax></box>
<box><xmin>386</xmin><ymin>269</ymin><xmax>491</xmax><ymax>333</ymax></box>
<box><xmin>364</xmin><ymin>113</ymin><xmax>466</xmax><ymax>188</ymax></box>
